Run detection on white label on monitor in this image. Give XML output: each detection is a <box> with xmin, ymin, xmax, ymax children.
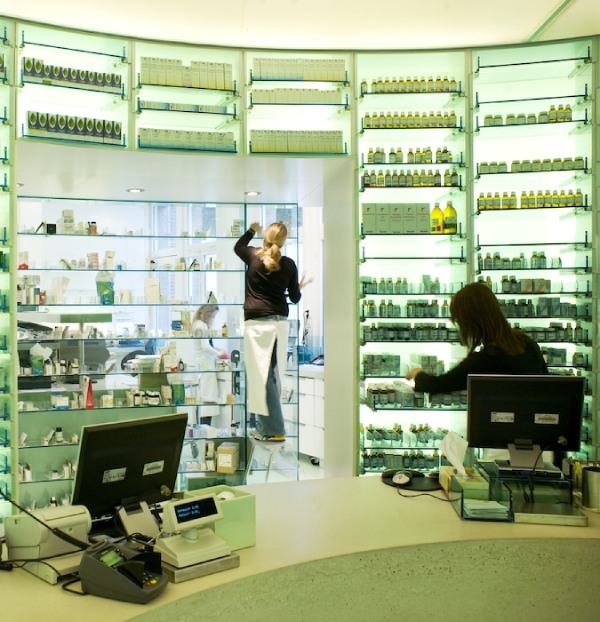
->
<box><xmin>490</xmin><ymin>411</ymin><xmax>515</xmax><ymax>423</ymax></box>
<box><xmin>102</xmin><ymin>467</ymin><xmax>126</xmax><ymax>483</ymax></box>
<box><xmin>534</xmin><ymin>413</ymin><xmax>559</xmax><ymax>425</ymax></box>
<box><xmin>143</xmin><ymin>460</ymin><xmax>165</xmax><ymax>476</ymax></box>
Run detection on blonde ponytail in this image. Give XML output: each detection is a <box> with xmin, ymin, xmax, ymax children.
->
<box><xmin>257</xmin><ymin>222</ymin><xmax>288</xmax><ymax>273</ymax></box>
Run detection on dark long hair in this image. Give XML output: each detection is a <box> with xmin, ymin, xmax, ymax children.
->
<box><xmin>449</xmin><ymin>282</ymin><xmax>524</xmax><ymax>355</ymax></box>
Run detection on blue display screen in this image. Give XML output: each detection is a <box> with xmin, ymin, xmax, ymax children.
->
<box><xmin>174</xmin><ymin>497</ymin><xmax>218</xmax><ymax>524</ymax></box>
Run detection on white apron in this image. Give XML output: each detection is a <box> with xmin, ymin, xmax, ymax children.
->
<box><xmin>244</xmin><ymin>319</ymin><xmax>289</xmax><ymax>416</ymax></box>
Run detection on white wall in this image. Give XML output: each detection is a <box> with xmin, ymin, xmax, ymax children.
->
<box><xmin>322</xmin><ymin>159</ymin><xmax>357</xmax><ymax>477</ymax></box>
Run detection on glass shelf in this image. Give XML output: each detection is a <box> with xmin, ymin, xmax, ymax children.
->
<box><xmin>360</xmin><ymin>158</ymin><xmax>465</xmax><ymax>168</ymax></box>
<box><xmin>137</xmin><ymin>80</ymin><xmax>238</xmax><ymax>96</ymax></box>
<box><xmin>249</xmin><ymin>71</ymin><xmax>349</xmax><ymax>86</ymax></box>
<box><xmin>361</xmin><ymin>123</ymin><xmax>465</xmax><ymax>133</ymax></box>
<box><xmin>475</xmin><ymin>86</ymin><xmax>590</xmax><ymax>107</ymax></box>
<box><xmin>137</xmin><ymin>139</ymin><xmax>237</xmax><ymax>154</ymax></box>
<box><xmin>18</xmin><ymin>304</ymin><xmax>242</xmax><ymax>313</ymax></box>
<box><xmin>477</xmin><ymin>239</ymin><xmax>590</xmax><ymax>249</ymax></box>
<box><xmin>20</xmin><ymin>31</ymin><xmax>127</xmax><ymax>62</ymax></box>
<box><xmin>477</xmin><ymin>266</ymin><xmax>590</xmax><ymax>274</ymax></box>
<box><xmin>361</xmin><ymin>88</ymin><xmax>463</xmax><ymax>98</ymax></box>
<box><xmin>249</xmin><ymin>101</ymin><xmax>350</xmax><ymax>109</ymax></box>
<box><xmin>361</xmin><ymin>339</ymin><xmax>461</xmax><ymax>345</ymax></box>
<box><xmin>475</xmin><ymin>49</ymin><xmax>591</xmax><ymax>72</ymax></box>
<box><xmin>21</xmin><ymin>130</ymin><xmax>125</xmax><ymax>148</ymax></box>
<box><xmin>19</xmin><ymin>442</ymin><xmax>79</xmax><ymax>450</ymax></box>
<box><xmin>17</xmin><ymin>402</ymin><xmax>252</xmax><ymax>415</ymax></box>
<box><xmin>137</xmin><ymin>100</ymin><xmax>237</xmax><ymax>119</ymax></box>
<box><xmin>476</xmin><ymin>167</ymin><xmax>589</xmax><ymax>178</ymax></box>
<box><xmin>360</xmin><ymin>183</ymin><xmax>464</xmax><ymax>192</ymax></box>
<box><xmin>249</xmin><ymin>148</ymin><xmax>348</xmax><ymax>156</ymax></box>
<box><xmin>362</xmin><ymin>250</ymin><xmax>465</xmax><ymax>262</ymax></box>
<box><xmin>476</xmin><ymin>204</ymin><xmax>590</xmax><ymax>214</ymax></box>
<box><xmin>18</xmin><ymin>478</ymin><xmax>74</xmax><ymax>486</ymax></box>
<box><xmin>18</xmin><ymin>267</ymin><xmax>245</xmax><ymax>274</ymax></box>
<box><xmin>475</xmin><ymin>117</ymin><xmax>590</xmax><ymax>133</ymax></box>
<box><xmin>17</xmin><ymin>231</ymin><xmax>261</xmax><ymax>241</ymax></box>
<box><xmin>21</xmin><ymin>75</ymin><xmax>125</xmax><ymax>98</ymax></box>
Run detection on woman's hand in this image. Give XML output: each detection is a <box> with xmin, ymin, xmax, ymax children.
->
<box><xmin>249</xmin><ymin>222</ymin><xmax>262</xmax><ymax>234</ymax></box>
<box><xmin>299</xmin><ymin>273</ymin><xmax>314</xmax><ymax>290</ymax></box>
<box><xmin>405</xmin><ymin>367</ymin><xmax>423</xmax><ymax>381</ymax></box>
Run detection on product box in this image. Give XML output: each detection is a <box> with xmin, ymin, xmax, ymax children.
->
<box><xmin>216</xmin><ymin>442</ymin><xmax>240</xmax><ymax>474</ymax></box>
<box><xmin>403</xmin><ymin>204</ymin><xmax>418</xmax><ymax>234</ymax></box>
<box><xmin>362</xmin><ymin>203</ymin><xmax>377</xmax><ymax>234</ymax></box>
<box><xmin>415</xmin><ymin>203</ymin><xmax>430</xmax><ymax>233</ymax></box>
<box><xmin>375</xmin><ymin>203</ymin><xmax>390</xmax><ymax>233</ymax></box>
<box><xmin>183</xmin><ymin>485</ymin><xmax>256</xmax><ymax>551</ymax></box>
<box><xmin>388</xmin><ymin>203</ymin><xmax>404</xmax><ymax>233</ymax></box>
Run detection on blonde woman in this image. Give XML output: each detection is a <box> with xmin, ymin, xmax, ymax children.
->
<box><xmin>192</xmin><ymin>304</ymin><xmax>226</xmax><ymax>406</ymax></box>
<box><xmin>234</xmin><ymin>222</ymin><xmax>310</xmax><ymax>441</ymax></box>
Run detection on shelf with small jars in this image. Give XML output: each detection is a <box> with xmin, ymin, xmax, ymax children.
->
<box><xmin>16</xmin><ymin>22</ymin><xmax>129</xmax><ymax>147</ymax></box>
<box><xmin>355</xmin><ymin>50</ymin><xmax>469</xmax><ymax>475</ymax></box>
<box><xmin>471</xmin><ymin>38</ymin><xmax>594</xmax><ymax>462</ymax></box>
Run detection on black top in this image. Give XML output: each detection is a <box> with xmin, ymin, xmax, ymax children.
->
<box><xmin>414</xmin><ymin>332</ymin><xmax>548</xmax><ymax>395</ymax></box>
<box><xmin>234</xmin><ymin>229</ymin><xmax>301</xmax><ymax>320</ymax></box>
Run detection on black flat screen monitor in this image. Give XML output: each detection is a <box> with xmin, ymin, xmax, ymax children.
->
<box><xmin>467</xmin><ymin>374</ymin><xmax>585</xmax><ymax>470</ymax></box>
<box><xmin>72</xmin><ymin>412</ymin><xmax>188</xmax><ymax>528</ymax></box>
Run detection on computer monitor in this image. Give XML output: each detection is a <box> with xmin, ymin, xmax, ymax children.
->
<box><xmin>72</xmin><ymin>412</ymin><xmax>188</xmax><ymax>534</ymax></box>
<box><xmin>467</xmin><ymin>374</ymin><xmax>585</xmax><ymax>470</ymax></box>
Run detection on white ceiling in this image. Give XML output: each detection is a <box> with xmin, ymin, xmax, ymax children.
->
<box><xmin>4</xmin><ymin>1</ymin><xmax>599</xmax><ymax>204</ymax></box>
<box><xmin>0</xmin><ymin>0</ymin><xmax>598</xmax><ymax>51</ymax></box>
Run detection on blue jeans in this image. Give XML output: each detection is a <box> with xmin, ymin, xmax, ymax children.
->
<box><xmin>254</xmin><ymin>339</ymin><xmax>286</xmax><ymax>437</ymax></box>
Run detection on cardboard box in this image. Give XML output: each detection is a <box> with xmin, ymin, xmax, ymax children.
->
<box><xmin>216</xmin><ymin>442</ymin><xmax>240</xmax><ymax>474</ymax></box>
<box><xmin>184</xmin><ymin>485</ymin><xmax>256</xmax><ymax>551</ymax></box>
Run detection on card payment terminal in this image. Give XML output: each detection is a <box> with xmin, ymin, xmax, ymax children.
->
<box><xmin>79</xmin><ymin>540</ymin><xmax>168</xmax><ymax>604</ymax></box>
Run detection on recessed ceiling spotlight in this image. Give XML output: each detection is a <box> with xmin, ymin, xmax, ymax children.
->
<box><xmin>16</xmin><ymin>182</ymin><xmax>24</xmax><ymax>188</ymax></box>
<box><xmin>127</xmin><ymin>187</ymin><xmax>145</xmax><ymax>193</ymax></box>
<box><xmin>244</xmin><ymin>190</ymin><xmax>261</xmax><ymax>197</ymax></box>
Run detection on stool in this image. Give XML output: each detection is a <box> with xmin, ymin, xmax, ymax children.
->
<box><xmin>245</xmin><ymin>436</ymin><xmax>298</xmax><ymax>482</ymax></box>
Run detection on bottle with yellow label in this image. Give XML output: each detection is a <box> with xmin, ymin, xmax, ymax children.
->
<box><xmin>443</xmin><ymin>201</ymin><xmax>457</xmax><ymax>234</ymax></box>
<box><xmin>430</xmin><ymin>202</ymin><xmax>444</xmax><ymax>234</ymax></box>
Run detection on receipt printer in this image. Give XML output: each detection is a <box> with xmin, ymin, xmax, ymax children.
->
<box><xmin>4</xmin><ymin>505</ymin><xmax>91</xmax><ymax>560</ymax></box>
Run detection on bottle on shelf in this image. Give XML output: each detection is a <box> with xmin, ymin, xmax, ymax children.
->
<box><xmin>430</xmin><ymin>202</ymin><xmax>444</xmax><ymax>234</ymax></box>
<box><xmin>443</xmin><ymin>201</ymin><xmax>457</xmax><ymax>234</ymax></box>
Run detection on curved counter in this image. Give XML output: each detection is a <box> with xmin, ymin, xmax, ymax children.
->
<box><xmin>4</xmin><ymin>476</ymin><xmax>600</xmax><ymax>621</ymax></box>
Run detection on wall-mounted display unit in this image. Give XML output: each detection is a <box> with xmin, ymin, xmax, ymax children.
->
<box><xmin>355</xmin><ymin>50</ymin><xmax>469</xmax><ymax>475</ymax></box>
<box><xmin>133</xmin><ymin>42</ymin><xmax>241</xmax><ymax>153</ymax></box>
<box><xmin>471</xmin><ymin>38</ymin><xmax>595</xmax><ymax>460</ymax></box>
<box><xmin>246</xmin><ymin>51</ymin><xmax>352</xmax><ymax>155</ymax></box>
<box><xmin>14</xmin><ymin>195</ymin><xmax>300</xmax><ymax>509</ymax></box>
<box><xmin>16</xmin><ymin>22</ymin><xmax>129</xmax><ymax>147</ymax></box>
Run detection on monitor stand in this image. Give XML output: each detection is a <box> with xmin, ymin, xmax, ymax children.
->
<box><xmin>495</xmin><ymin>442</ymin><xmax>563</xmax><ymax>480</ymax></box>
<box><xmin>154</xmin><ymin>527</ymin><xmax>231</xmax><ymax>569</ymax></box>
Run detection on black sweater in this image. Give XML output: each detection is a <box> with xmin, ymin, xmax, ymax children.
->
<box><xmin>414</xmin><ymin>332</ymin><xmax>548</xmax><ymax>395</ymax></box>
<box><xmin>234</xmin><ymin>229</ymin><xmax>301</xmax><ymax>320</ymax></box>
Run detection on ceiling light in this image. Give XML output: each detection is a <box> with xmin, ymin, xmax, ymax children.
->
<box><xmin>16</xmin><ymin>182</ymin><xmax>24</xmax><ymax>188</ymax></box>
<box><xmin>244</xmin><ymin>190</ymin><xmax>261</xmax><ymax>197</ymax></box>
<box><xmin>127</xmin><ymin>187</ymin><xmax>145</xmax><ymax>193</ymax></box>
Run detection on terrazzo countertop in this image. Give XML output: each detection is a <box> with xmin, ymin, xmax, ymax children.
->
<box><xmin>4</xmin><ymin>476</ymin><xmax>600</xmax><ymax>621</ymax></box>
